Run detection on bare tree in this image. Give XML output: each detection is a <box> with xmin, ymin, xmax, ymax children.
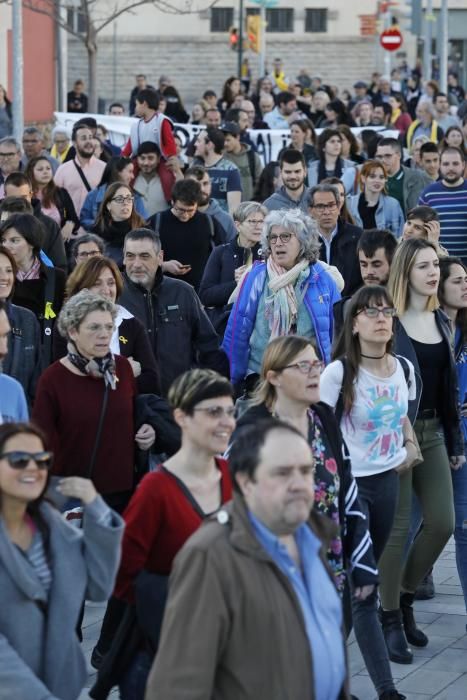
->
<box><xmin>18</xmin><ymin>0</ymin><xmax>220</xmax><ymax>111</ymax></box>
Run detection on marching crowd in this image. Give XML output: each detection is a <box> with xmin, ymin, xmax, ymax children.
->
<box><xmin>1</xmin><ymin>60</ymin><xmax>467</xmax><ymax>700</ymax></box>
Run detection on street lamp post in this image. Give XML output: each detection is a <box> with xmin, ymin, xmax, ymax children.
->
<box><xmin>12</xmin><ymin>0</ymin><xmax>24</xmax><ymax>140</ymax></box>
<box><xmin>237</xmin><ymin>0</ymin><xmax>244</xmax><ymax>78</ymax></box>
<box><xmin>439</xmin><ymin>0</ymin><xmax>448</xmax><ymax>93</ymax></box>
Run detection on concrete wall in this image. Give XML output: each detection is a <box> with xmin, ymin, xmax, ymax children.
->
<box><xmin>67</xmin><ymin>34</ymin><xmax>377</xmax><ymax>108</ymax></box>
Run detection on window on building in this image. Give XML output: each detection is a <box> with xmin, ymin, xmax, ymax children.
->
<box><xmin>305</xmin><ymin>8</ymin><xmax>328</xmax><ymax>33</ymax></box>
<box><xmin>246</xmin><ymin>7</ymin><xmax>260</xmax><ymax>16</ymax></box>
<box><xmin>266</xmin><ymin>8</ymin><xmax>294</xmax><ymax>33</ymax></box>
<box><xmin>66</xmin><ymin>7</ymin><xmax>87</xmax><ymax>34</ymax></box>
<box><xmin>210</xmin><ymin>7</ymin><xmax>234</xmax><ymax>32</ymax></box>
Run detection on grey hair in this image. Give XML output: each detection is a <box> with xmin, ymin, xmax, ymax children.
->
<box><xmin>410</xmin><ymin>134</ymin><xmax>429</xmax><ymax>154</ymax></box>
<box><xmin>261</xmin><ymin>208</ymin><xmax>321</xmax><ymax>262</ymax></box>
<box><xmin>308</xmin><ymin>184</ymin><xmax>340</xmax><ymax>207</ymax></box>
<box><xmin>233</xmin><ymin>201</ymin><xmax>268</xmax><ymax>224</ymax></box>
<box><xmin>71</xmin><ymin>233</ymin><xmax>105</xmax><ymax>259</ymax></box>
<box><xmin>51</xmin><ymin>125</ymin><xmax>71</xmax><ymax>139</ymax></box>
<box><xmin>0</xmin><ymin>137</ymin><xmax>21</xmax><ymax>152</ymax></box>
<box><xmin>23</xmin><ymin>126</ymin><xmax>44</xmax><ymax>140</ymax></box>
<box><xmin>58</xmin><ymin>289</ymin><xmax>117</xmax><ymax>338</ymax></box>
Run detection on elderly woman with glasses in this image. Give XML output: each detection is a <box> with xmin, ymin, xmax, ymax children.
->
<box><xmin>222</xmin><ymin>208</ymin><xmax>340</xmax><ymax>393</ymax></box>
<box><xmin>32</xmin><ymin>290</ymin><xmax>155</xmax><ymax>514</ymax></box>
<box><xmin>199</xmin><ymin>201</ymin><xmax>267</xmax><ymax>334</ymax></box>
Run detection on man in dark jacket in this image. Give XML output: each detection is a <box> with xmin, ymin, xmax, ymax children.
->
<box><xmin>308</xmin><ymin>183</ymin><xmax>363</xmax><ymax>297</ymax></box>
<box><xmin>145</xmin><ymin>419</ymin><xmax>350</xmax><ymax>700</ymax></box>
<box><xmin>119</xmin><ymin>228</ymin><xmax>229</xmax><ymax>395</ymax></box>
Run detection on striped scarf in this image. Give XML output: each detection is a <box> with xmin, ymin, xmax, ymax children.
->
<box><xmin>264</xmin><ymin>257</ymin><xmax>309</xmax><ymax>338</ymax></box>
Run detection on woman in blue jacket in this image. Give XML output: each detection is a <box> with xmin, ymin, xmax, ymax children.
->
<box><xmin>348</xmin><ymin>160</ymin><xmax>405</xmax><ymax>238</ymax></box>
<box><xmin>222</xmin><ymin>208</ymin><xmax>340</xmax><ymax>392</ymax></box>
<box><xmin>80</xmin><ymin>156</ymin><xmax>148</xmax><ymax>231</ymax></box>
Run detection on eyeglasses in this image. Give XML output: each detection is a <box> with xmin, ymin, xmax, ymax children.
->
<box><xmin>245</xmin><ymin>219</ymin><xmax>264</xmax><ymax>227</ymax></box>
<box><xmin>0</xmin><ymin>152</ymin><xmax>18</xmax><ymax>158</ymax></box>
<box><xmin>111</xmin><ymin>195</ymin><xmax>134</xmax><ymax>205</ymax></box>
<box><xmin>281</xmin><ymin>360</ymin><xmax>324</xmax><ymax>374</ymax></box>
<box><xmin>173</xmin><ymin>204</ymin><xmax>197</xmax><ymax>216</ymax></box>
<box><xmin>193</xmin><ymin>406</ymin><xmax>236</xmax><ymax>419</ymax></box>
<box><xmin>0</xmin><ymin>451</ymin><xmax>53</xmax><ymax>470</ymax></box>
<box><xmin>76</xmin><ymin>250</ymin><xmax>101</xmax><ymax>259</ymax></box>
<box><xmin>267</xmin><ymin>232</ymin><xmax>294</xmax><ymax>244</ymax></box>
<box><xmin>355</xmin><ymin>306</ymin><xmax>397</xmax><ymax>318</ymax></box>
<box><xmin>311</xmin><ymin>202</ymin><xmax>338</xmax><ymax>212</ymax></box>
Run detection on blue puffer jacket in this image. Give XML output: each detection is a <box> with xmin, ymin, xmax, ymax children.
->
<box><xmin>222</xmin><ymin>261</ymin><xmax>340</xmax><ymax>384</ymax></box>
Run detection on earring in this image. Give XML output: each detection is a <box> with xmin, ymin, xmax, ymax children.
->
<box><xmin>352</xmin><ymin>329</ymin><xmax>358</xmax><ymax>336</ymax></box>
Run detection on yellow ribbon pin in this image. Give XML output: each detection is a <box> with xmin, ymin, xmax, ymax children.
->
<box><xmin>44</xmin><ymin>302</ymin><xmax>56</xmax><ymax>320</ymax></box>
<box><xmin>119</xmin><ymin>335</ymin><xmax>128</xmax><ymax>344</ymax></box>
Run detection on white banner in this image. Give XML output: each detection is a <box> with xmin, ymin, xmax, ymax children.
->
<box><xmin>54</xmin><ymin>112</ymin><xmax>399</xmax><ymax>164</ymax></box>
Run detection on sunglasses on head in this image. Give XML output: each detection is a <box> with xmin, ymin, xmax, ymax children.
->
<box><xmin>0</xmin><ymin>451</ymin><xmax>53</xmax><ymax>470</ymax></box>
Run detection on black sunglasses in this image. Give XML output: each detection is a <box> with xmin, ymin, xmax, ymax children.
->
<box><xmin>0</xmin><ymin>451</ymin><xmax>53</xmax><ymax>470</ymax></box>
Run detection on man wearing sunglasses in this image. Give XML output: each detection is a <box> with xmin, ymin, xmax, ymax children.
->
<box><xmin>0</xmin><ymin>300</ymin><xmax>29</xmax><ymax>423</ymax></box>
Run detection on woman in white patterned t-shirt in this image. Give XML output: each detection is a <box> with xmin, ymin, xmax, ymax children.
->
<box><xmin>321</xmin><ymin>284</ymin><xmax>416</xmax><ymax>700</ymax></box>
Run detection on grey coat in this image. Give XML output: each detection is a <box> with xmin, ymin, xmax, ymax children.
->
<box><xmin>401</xmin><ymin>165</ymin><xmax>431</xmax><ymax>213</ymax></box>
<box><xmin>0</xmin><ymin>497</ymin><xmax>124</xmax><ymax>700</ymax></box>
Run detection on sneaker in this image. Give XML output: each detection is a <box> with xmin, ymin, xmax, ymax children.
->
<box><xmin>414</xmin><ymin>571</ymin><xmax>435</xmax><ymax>600</ymax></box>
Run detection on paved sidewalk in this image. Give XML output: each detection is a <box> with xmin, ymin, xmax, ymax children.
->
<box><xmin>79</xmin><ymin>538</ymin><xmax>467</xmax><ymax>700</ymax></box>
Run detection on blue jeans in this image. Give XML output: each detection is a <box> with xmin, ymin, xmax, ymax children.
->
<box><xmin>452</xmin><ymin>462</ymin><xmax>467</xmax><ymax>614</ymax></box>
<box><xmin>119</xmin><ymin>650</ymin><xmax>153</xmax><ymax>700</ymax></box>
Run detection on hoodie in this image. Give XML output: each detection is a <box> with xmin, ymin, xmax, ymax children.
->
<box><xmin>205</xmin><ymin>199</ymin><xmax>236</xmax><ymax>242</ymax></box>
<box><xmin>263</xmin><ymin>185</ymin><xmax>312</xmax><ymax>214</ymax></box>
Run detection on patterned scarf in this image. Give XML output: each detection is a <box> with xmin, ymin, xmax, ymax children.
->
<box><xmin>67</xmin><ymin>341</ymin><xmax>117</xmax><ymax>389</ymax></box>
<box><xmin>264</xmin><ymin>257</ymin><xmax>309</xmax><ymax>338</ymax></box>
<box><xmin>16</xmin><ymin>257</ymin><xmax>41</xmax><ymax>282</ymax></box>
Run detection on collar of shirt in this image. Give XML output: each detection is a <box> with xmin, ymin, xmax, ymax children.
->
<box><xmin>248</xmin><ymin>510</ymin><xmax>320</xmax><ymax>562</ymax></box>
<box><xmin>389</xmin><ymin>167</ymin><xmax>404</xmax><ymax>181</ymax></box>
<box><xmin>319</xmin><ymin>224</ymin><xmax>338</xmax><ymax>264</ymax></box>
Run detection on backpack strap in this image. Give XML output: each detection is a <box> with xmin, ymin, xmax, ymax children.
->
<box><xmin>246</xmin><ymin>148</ymin><xmax>256</xmax><ymax>182</ymax></box>
<box><xmin>334</xmin><ymin>357</ymin><xmax>347</xmax><ymax>425</ymax></box>
<box><xmin>72</xmin><ymin>160</ymin><xmax>92</xmax><ymax>192</ymax></box>
<box><xmin>394</xmin><ymin>354</ymin><xmax>411</xmax><ymax>390</ymax></box>
<box><xmin>153</xmin><ymin>211</ymin><xmax>161</xmax><ymax>236</ymax></box>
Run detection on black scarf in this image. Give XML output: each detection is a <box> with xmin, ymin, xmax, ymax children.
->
<box><xmin>317</xmin><ymin>156</ymin><xmax>343</xmax><ymax>184</ymax></box>
<box><xmin>67</xmin><ymin>341</ymin><xmax>117</xmax><ymax>389</ymax></box>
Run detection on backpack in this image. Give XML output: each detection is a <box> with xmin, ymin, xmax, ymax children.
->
<box><xmin>246</xmin><ymin>148</ymin><xmax>256</xmax><ymax>183</ymax></box>
<box><xmin>335</xmin><ymin>354</ymin><xmax>412</xmax><ymax>424</ymax></box>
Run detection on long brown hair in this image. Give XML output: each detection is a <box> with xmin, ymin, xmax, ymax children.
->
<box><xmin>438</xmin><ymin>257</ymin><xmax>467</xmax><ymax>346</ymax></box>
<box><xmin>332</xmin><ymin>285</ymin><xmax>395</xmax><ymax>415</ymax></box>
<box><xmin>94</xmin><ymin>182</ymin><xmax>145</xmax><ymax>231</ymax></box>
<box><xmin>25</xmin><ymin>156</ymin><xmax>58</xmax><ymax>209</ymax></box>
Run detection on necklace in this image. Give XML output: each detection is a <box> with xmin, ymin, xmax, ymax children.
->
<box><xmin>361</xmin><ymin>352</ymin><xmax>386</xmax><ymax>359</ymax></box>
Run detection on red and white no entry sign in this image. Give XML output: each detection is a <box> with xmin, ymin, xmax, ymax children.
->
<box><xmin>380</xmin><ymin>28</ymin><xmax>403</xmax><ymax>51</ymax></box>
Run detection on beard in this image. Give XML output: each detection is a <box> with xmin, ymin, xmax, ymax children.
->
<box><xmin>443</xmin><ymin>173</ymin><xmax>463</xmax><ymax>184</ymax></box>
<box><xmin>76</xmin><ymin>145</ymin><xmax>94</xmax><ymax>160</ymax></box>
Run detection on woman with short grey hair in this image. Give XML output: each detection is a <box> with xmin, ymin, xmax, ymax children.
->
<box><xmin>199</xmin><ymin>201</ymin><xmax>267</xmax><ymax>334</ymax></box>
<box><xmin>222</xmin><ymin>207</ymin><xmax>341</xmax><ymax>393</ymax></box>
<box><xmin>33</xmin><ymin>289</ymin><xmax>155</xmax><ymax>513</ymax></box>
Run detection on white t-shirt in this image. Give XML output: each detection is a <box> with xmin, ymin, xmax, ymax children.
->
<box><xmin>320</xmin><ymin>357</ymin><xmax>416</xmax><ymax>477</ymax></box>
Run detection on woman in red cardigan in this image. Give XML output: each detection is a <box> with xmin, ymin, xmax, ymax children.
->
<box><xmin>93</xmin><ymin>368</ymin><xmax>236</xmax><ymax>700</ymax></box>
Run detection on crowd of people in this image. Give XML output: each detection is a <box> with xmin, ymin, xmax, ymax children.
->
<box><xmin>0</xmin><ymin>59</ymin><xmax>467</xmax><ymax>700</ymax></box>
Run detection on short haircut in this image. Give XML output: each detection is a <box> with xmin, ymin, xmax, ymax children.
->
<box><xmin>124</xmin><ymin>227</ymin><xmax>161</xmax><ymax>253</ymax></box>
<box><xmin>72</xmin><ymin>123</ymin><xmax>93</xmax><ymax>142</ymax></box>
<box><xmin>0</xmin><ymin>196</ymin><xmax>33</xmax><ymax>215</ymax></box>
<box><xmin>136</xmin><ymin>74</ymin><xmax>146</xmax><ymax>79</ymax></box>
<box><xmin>277</xmin><ymin>91</ymin><xmax>295</xmax><ymax>106</ymax></box>
<box><xmin>137</xmin><ymin>141</ymin><xmax>161</xmax><ymax>157</ymax></box>
<box><xmin>58</xmin><ymin>289</ymin><xmax>117</xmax><ymax>338</ymax></box>
<box><xmin>136</xmin><ymin>88</ymin><xmax>160</xmax><ymax>111</ymax></box>
<box><xmin>420</xmin><ymin>142</ymin><xmax>439</xmax><ymax>157</ymax></box>
<box><xmin>4</xmin><ymin>172</ymin><xmax>31</xmax><ymax>190</ymax></box>
<box><xmin>357</xmin><ymin>228</ymin><xmax>398</xmax><ymax>264</ymax></box>
<box><xmin>205</xmin><ymin>127</ymin><xmax>225</xmax><ymax>154</ymax></box>
<box><xmin>279</xmin><ymin>148</ymin><xmax>306</xmax><ymax>169</ymax></box>
<box><xmin>232</xmin><ymin>201</ymin><xmax>267</xmax><ymax>224</ymax></box>
<box><xmin>168</xmin><ymin>368</ymin><xmax>234</xmax><ymax>415</ymax></box>
<box><xmin>0</xmin><ymin>136</ymin><xmax>21</xmax><ymax>152</ymax></box>
<box><xmin>0</xmin><ymin>213</ymin><xmax>44</xmax><ymax>255</ymax></box>
<box><xmin>229</xmin><ymin>419</ymin><xmax>305</xmax><ymax>487</ymax></box>
<box><xmin>23</xmin><ymin>126</ymin><xmax>43</xmax><ymax>140</ymax></box>
<box><xmin>171</xmin><ymin>178</ymin><xmax>201</xmax><ymax>205</ymax></box>
<box><xmin>377</xmin><ymin>137</ymin><xmax>402</xmax><ymax>157</ymax></box>
<box><xmin>66</xmin><ymin>256</ymin><xmax>123</xmax><ymax>300</ymax></box>
<box><xmin>224</xmin><ymin>108</ymin><xmax>246</xmax><ymax>124</ymax></box>
<box><xmin>440</xmin><ymin>146</ymin><xmax>465</xmax><ymax>163</ymax></box>
<box><xmin>203</xmin><ymin>90</ymin><xmax>217</xmax><ymax>100</ymax></box>
<box><xmin>70</xmin><ymin>233</ymin><xmax>105</xmax><ymax>259</ymax></box>
<box><xmin>109</xmin><ymin>102</ymin><xmax>124</xmax><ymax>112</ymax></box>
<box><xmin>74</xmin><ymin>117</ymin><xmax>97</xmax><ymax>131</ymax></box>
<box><xmin>374</xmin><ymin>102</ymin><xmax>392</xmax><ymax>117</ymax></box>
<box><xmin>308</xmin><ymin>183</ymin><xmax>340</xmax><ymax>207</ymax></box>
<box><xmin>185</xmin><ymin>164</ymin><xmax>208</xmax><ymax>181</ymax></box>
<box><xmin>407</xmin><ymin>205</ymin><xmax>440</xmax><ymax>223</ymax></box>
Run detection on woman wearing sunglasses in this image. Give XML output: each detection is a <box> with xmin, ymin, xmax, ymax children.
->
<box><xmin>235</xmin><ymin>335</ymin><xmax>377</xmax><ymax>607</ymax></box>
<box><xmin>376</xmin><ymin>239</ymin><xmax>464</xmax><ymax>662</ymax></box>
<box><xmin>223</xmin><ymin>208</ymin><xmax>340</xmax><ymax>395</ymax></box>
<box><xmin>321</xmin><ymin>285</ymin><xmax>415</xmax><ymax>700</ymax></box>
<box><xmin>0</xmin><ymin>421</ymin><xmax>123</xmax><ymax>699</ymax></box>
<box><xmin>91</xmin><ymin>369</ymin><xmax>235</xmax><ymax>699</ymax></box>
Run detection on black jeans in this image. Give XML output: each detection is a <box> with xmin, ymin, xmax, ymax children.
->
<box><xmin>351</xmin><ymin>469</ymin><xmax>400</xmax><ymax>695</ymax></box>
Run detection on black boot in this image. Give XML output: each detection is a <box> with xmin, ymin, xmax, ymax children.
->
<box><xmin>381</xmin><ymin>609</ymin><xmax>413</xmax><ymax>664</ymax></box>
<box><xmin>379</xmin><ymin>692</ymin><xmax>407</xmax><ymax>700</ymax></box>
<box><xmin>400</xmin><ymin>592</ymin><xmax>428</xmax><ymax>647</ymax></box>
<box><xmin>414</xmin><ymin>569</ymin><xmax>435</xmax><ymax>600</ymax></box>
